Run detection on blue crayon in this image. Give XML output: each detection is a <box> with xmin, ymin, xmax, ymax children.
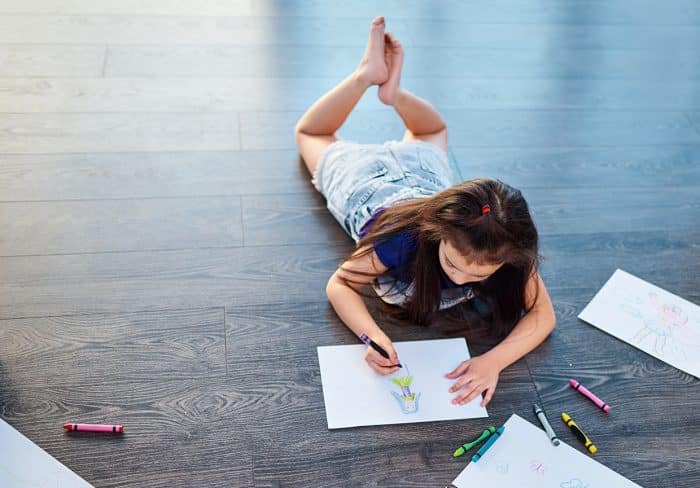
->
<box><xmin>471</xmin><ymin>425</ymin><xmax>505</xmax><ymax>462</ymax></box>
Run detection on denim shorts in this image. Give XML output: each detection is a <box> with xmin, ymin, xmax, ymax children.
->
<box><xmin>312</xmin><ymin>139</ymin><xmax>456</xmax><ymax>241</ymax></box>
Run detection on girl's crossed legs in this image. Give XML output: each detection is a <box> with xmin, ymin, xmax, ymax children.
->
<box><xmin>294</xmin><ymin>16</ymin><xmax>448</xmax><ymax>177</ymax></box>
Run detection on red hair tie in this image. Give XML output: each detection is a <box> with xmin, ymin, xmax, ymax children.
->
<box><xmin>481</xmin><ymin>204</ymin><xmax>491</xmax><ymax>215</ymax></box>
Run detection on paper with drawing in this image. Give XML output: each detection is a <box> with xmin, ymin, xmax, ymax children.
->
<box><xmin>317</xmin><ymin>338</ymin><xmax>488</xmax><ymax>429</ymax></box>
<box><xmin>579</xmin><ymin>269</ymin><xmax>700</xmax><ymax>378</ymax></box>
<box><xmin>453</xmin><ymin>414</ymin><xmax>642</xmax><ymax>487</ymax></box>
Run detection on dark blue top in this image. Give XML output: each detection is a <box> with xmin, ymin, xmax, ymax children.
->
<box><xmin>359</xmin><ymin>209</ymin><xmax>462</xmax><ymax>290</ymax></box>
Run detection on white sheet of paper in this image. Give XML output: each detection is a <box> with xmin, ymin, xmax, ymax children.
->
<box><xmin>0</xmin><ymin>418</ymin><xmax>93</xmax><ymax>487</ymax></box>
<box><xmin>579</xmin><ymin>269</ymin><xmax>700</xmax><ymax>378</ymax></box>
<box><xmin>453</xmin><ymin>413</ymin><xmax>642</xmax><ymax>488</ymax></box>
<box><xmin>317</xmin><ymin>338</ymin><xmax>487</xmax><ymax>429</ymax></box>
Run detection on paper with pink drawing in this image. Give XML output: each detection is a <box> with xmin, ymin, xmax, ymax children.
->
<box><xmin>453</xmin><ymin>414</ymin><xmax>642</xmax><ymax>488</ymax></box>
<box><xmin>579</xmin><ymin>269</ymin><xmax>700</xmax><ymax>378</ymax></box>
<box><xmin>317</xmin><ymin>338</ymin><xmax>488</xmax><ymax>429</ymax></box>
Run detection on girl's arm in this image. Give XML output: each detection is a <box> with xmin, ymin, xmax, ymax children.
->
<box><xmin>326</xmin><ymin>246</ymin><xmax>401</xmax><ymax>374</ymax></box>
<box><xmin>483</xmin><ymin>272</ymin><xmax>556</xmax><ymax>371</ymax></box>
<box><xmin>446</xmin><ymin>272</ymin><xmax>556</xmax><ymax>407</ymax></box>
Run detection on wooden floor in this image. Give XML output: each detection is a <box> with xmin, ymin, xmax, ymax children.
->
<box><xmin>1</xmin><ymin>1</ymin><xmax>699</xmax><ymax>487</ymax></box>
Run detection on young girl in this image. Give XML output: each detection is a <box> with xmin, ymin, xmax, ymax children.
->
<box><xmin>295</xmin><ymin>17</ymin><xmax>556</xmax><ymax>408</ymax></box>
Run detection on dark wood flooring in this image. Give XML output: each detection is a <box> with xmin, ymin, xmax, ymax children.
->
<box><xmin>0</xmin><ymin>1</ymin><xmax>698</xmax><ymax>487</ymax></box>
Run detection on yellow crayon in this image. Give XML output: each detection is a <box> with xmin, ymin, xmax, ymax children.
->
<box><xmin>561</xmin><ymin>412</ymin><xmax>597</xmax><ymax>454</ymax></box>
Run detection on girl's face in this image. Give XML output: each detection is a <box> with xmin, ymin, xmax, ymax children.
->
<box><xmin>438</xmin><ymin>240</ymin><xmax>503</xmax><ymax>285</ymax></box>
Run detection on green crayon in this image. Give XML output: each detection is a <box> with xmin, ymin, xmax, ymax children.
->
<box><xmin>452</xmin><ymin>426</ymin><xmax>496</xmax><ymax>458</ymax></box>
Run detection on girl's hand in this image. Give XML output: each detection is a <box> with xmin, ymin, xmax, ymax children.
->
<box><xmin>364</xmin><ymin>338</ymin><xmax>401</xmax><ymax>375</ymax></box>
<box><xmin>445</xmin><ymin>355</ymin><xmax>502</xmax><ymax>407</ymax></box>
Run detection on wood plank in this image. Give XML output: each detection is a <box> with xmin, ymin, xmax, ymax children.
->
<box><xmin>0</xmin><ymin>196</ymin><xmax>244</xmax><ymax>255</ymax></box>
<box><xmin>0</xmin><ymin>150</ymin><xmax>312</xmax><ymax>201</ymax></box>
<box><xmin>241</xmin><ymin>192</ymin><xmax>348</xmax><ymax>246</ymax></box>
<box><xmin>0</xmin><ymin>0</ymin><xmax>252</xmax><ymax>16</ymax></box>
<box><xmin>0</xmin><ymin>44</ymin><xmax>104</xmax><ymax>76</ymax></box>
<box><xmin>0</xmin><ymin>242</ymin><xmax>352</xmax><ymax>319</ymax></box>
<box><xmin>0</xmin><ymin>112</ymin><xmax>240</xmax><ymax>153</ymax></box>
<box><xmin>238</xmin><ymin>110</ymin><xmax>700</xmax><ymax>151</ymax></box>
<box><xmin>3</xmin><ymin>0</ymin><xmax>699</xmax><ymax>25</ymax></box>
<box><xmin>524</xmin><ymin>186</ymin><xmax>700</xmax><ymax>235</ymax></box>
<box><xmin>251</xmin><ymin>1</ymin><xmax>700</xmax><ymax>26</ymax></box>
<box><xmin>0</xmin><ymin>77</ymin><xmax>386</xmax><ymax>113</ymax></box>
<box><xmin>401</xmin><ymin>21</ymin><xmax>700</xmax><ymax>50</ymax></box>
<box><xmin>0</xmin><ymin>15</ymin><xmax>410</xmax><ymax>46</ymax></box>
<box><xmin>3</xmin><ymin>16</ymin><xmax>699</xmax><ymax>51</ymax></box>
<box><xmin>0</xmin><ymin>308</ymin><xmax>226</xmax><ymax>386</ymax></box>
<box><xmin>452</xmin><ymin>145</ymin><xmax>700</xmax><ymax>189</ymax></box>
<box><xmin>0</xmin><ymin>381</ymin><xmax>253</xmax><ymax>487</ymax></box>
<box><xmin>537</xmin><ymin>232</ymin><xmax>700</xmax><ymax>302</ymax></box>
<box><xmin>104</xmin><ymin>44</ymin><xmax>700</xmax><ymax>79</ymax></box>
<box><xmin>5</xmin><ymin>78</ymin><xmax>700</xmax><ymax>113</ymax></box>
<box><xmin>442</xmin><ymin>110</ymin><xmax>700</xmax><ymax>147</ymax></box>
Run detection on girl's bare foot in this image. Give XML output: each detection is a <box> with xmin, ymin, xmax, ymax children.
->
<box><xmin>378</xmin><ymin>32</ymin><xmax>404</xmax><ymax>106</ymax></box>
<box><xmin>355</xmin><ymin>16</ymin><xmax>389</xmax><ymax>86</ymax></box>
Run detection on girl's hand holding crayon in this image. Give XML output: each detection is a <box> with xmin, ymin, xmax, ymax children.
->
<box><xmin>445</xmin><ymin>355</ymin><xmax>501</xmax><ymax>408</ymax></box>
<box><xmin>364</xmin><ymin>336</ymin><xmax>401</xmax><ymax>375</ymax></box>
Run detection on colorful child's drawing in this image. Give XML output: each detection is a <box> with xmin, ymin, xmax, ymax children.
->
<box><xmin>621</xmin><ymin>291</ymin><xmax>699</xmax><ymax>359</ymax></box>
<box><xmin>389</xmin><ymin>365</ymin><xmax>421</xmax><ymax>414</ymax></box>
<box><xmin>579</xmin><ymin>269</ymin><xmax>700</xmax><ymax>379</ymax></box>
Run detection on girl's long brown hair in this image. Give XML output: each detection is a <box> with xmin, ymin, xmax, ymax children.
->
<box><xmin>343</xmin><ymin>178</ymin><xmax>540</xmax><ymax>337</ymax></box>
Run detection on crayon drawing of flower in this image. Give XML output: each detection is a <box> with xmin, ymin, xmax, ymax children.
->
<box><xmin>389</xmin><ymin>366</ymin><xmax>420</xmax><ymax>414</ymax></box>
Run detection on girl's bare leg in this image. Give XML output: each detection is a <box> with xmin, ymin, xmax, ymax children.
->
<box><xmin>378</xmin><ymin>33</ymin><xmax>448</xmax><ymax>152</ymax></box>
<box><xmin>295</xmin><ymin>17</ymin><xmax>389</xmax><ymax>175</ymax></box>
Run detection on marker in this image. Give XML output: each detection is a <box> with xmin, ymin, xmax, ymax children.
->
<box><xmin>569</xmin><ymin>379</ymin><xmax>610</xmax><ymax>413</ymax></box>
<box><xmin>453</xmin><ymin>426</ymin><xmax>496</xmax><ymax>457</ymax></box>
<box><xmin>533</xmin><ymin>404</ymin><xmax>560</xmax><ymax>446</ymax></box>
<box><xmin>471</xmin><ymin>425</ymin><xmax>505</xmax><ymax>462</ymax></box>
<box><xmin>359</xmin><ymin>333</ymin><xmax>402</xmax><ymax>368</ymax></box>
<box><xmin>64</xmin><ymin>423</ymin><xmax>124</xmax><ymax>433</ymax></box>
<box><xmin>561</xmin><ymin>413</ymin><xmax>597</xmax><ymax>454</ymax></box>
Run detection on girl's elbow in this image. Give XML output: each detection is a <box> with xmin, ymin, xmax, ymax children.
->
<box><xmin>547</xmin><ymin>308</ymin><xmax>557</xmax><ymax>333</ymax></box>
<box><xmin>326</xmin><ymin>272</ymin><xmax>346</xmax><ymax>301</ymax></box>
<box><xmin>325</xmin><ymin>275</ymin><xmax>337</xmax><ymax>299</ymax></box>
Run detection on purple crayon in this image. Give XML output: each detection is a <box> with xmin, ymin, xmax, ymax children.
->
<box><xmin>359</xmin><ymin>333</ymin><xmax>402</xmax><ymax>368</ymax></box>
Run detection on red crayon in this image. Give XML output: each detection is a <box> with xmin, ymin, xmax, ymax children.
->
<box><xmin>569</xmin><ymin>379</ymin><xmax>611</xmax><ymax>413</ymax></box>
<box><xmin>64</xmin><ymin>423</ymin><xmax>124</xmax><ymax>433</ymax></box>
